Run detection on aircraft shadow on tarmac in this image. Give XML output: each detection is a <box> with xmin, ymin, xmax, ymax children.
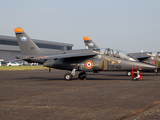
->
<box><xmin>17</xmin><ymin>75</ymin><xmax>156</xmax><ymax>81</ymax></box>
<box><xmin>13</xmin><ymin>71</ymin><xmax>159</xmax><ymax>81</ymax></box>
<box><xmin>23</xmin><ymin>74</ymin><xmax>132</xmax><ymax>81</ymax></box>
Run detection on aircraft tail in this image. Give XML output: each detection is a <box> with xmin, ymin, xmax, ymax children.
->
<box><xmin>83</xmin><ymin>36</ymin><xmax>99</xmax><ymax>49</ymax></box>
<box><xmin>14</xmin><ymin>27</ymin><xmax>44</xmax><ymax>55</ymax></box>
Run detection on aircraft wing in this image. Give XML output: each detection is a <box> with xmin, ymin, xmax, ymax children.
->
<box><xmin>129</xmin><ymin>52</ymin><xmax>150</xmax><ymax>60</ymax></box>
<box><xmin>133</xmin><ymin>56</ymin><xmax>150</xmax><ymax>60</ymax></box>
<box><xmin>32</xmin><ymin>52</ymin><xmax>98</xmax><ymax>60</ymax></box>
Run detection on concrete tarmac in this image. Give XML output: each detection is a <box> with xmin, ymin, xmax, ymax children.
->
<box><xmin>0</xmin><ymin>69</ymin><xmax>160</xmax><ymax>120</ymax></box>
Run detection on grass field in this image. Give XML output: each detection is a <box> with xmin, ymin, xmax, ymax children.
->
<box><xmin>0</xmin><ymin>66</ymin><xmax>48</xmax><ymax>71</ymax></box>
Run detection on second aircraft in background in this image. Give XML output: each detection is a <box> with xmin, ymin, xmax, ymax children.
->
<box><xmin>83</xmin><ymin>36</ymin><xmax>159</xmax><ymax>76</ymax></box>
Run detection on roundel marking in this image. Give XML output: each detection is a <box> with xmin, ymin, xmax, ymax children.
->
<box><xmin>88</xmin><ymin>43</ymin><xmax>94</xmax><ymax>47</ymax></box>
<box><xmin>85</xmin><ymin>60</ymin><xmax>93</xmax><ymax>69</ymax></box>
<box><xmin>20</xmin><ymin>36</ymin><xmax>27</xmax><ymax>42</ymax></box>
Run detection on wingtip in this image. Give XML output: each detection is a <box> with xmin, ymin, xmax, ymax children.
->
<box><xmin>14</xmin><ymin>27</ymin><xmax>23</xmax><ymax>33</ymax></box>
<box><xmin>83</xmin><ymin>36</ymin><xmax>91</xmax><ymax>40</ymax></box>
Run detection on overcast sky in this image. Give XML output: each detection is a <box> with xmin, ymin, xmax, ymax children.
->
<box><xmin>0</xmin><ymin>0</ymin><xmax>160</xmax><ymax>52</ymax></box>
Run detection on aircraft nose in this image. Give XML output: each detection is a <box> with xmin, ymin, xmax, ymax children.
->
<box><xmin>138</xmin><ymin>62</ymin><xmax>157</xmax><ymax>71</ymax></box>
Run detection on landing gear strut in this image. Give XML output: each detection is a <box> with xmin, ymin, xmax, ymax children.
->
<box><xmin>78</xmin><ymin>72</ymin><xmax>87</xmax><ymax>80</ymax></box>
<box><xmin>133</xmin><ymin>72</ymin><xmax>140</xmax><ymax>81</ymax></box>
<box><xmin>131</xmin><ymin>67</ymin><xmax>142</xmax><ymax>81</ymax></box>
<box><xmin>64</xmin><ymin>69</ymin><xmax>76</xmax><ymax>81</ymax></box>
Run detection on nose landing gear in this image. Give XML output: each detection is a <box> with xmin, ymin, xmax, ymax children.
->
<box><xmin>133</xmin><ymin>72</ymin><xmax>140</xmax><ymax>80</ymax></box>
<box><xmin>131</xmin><ymin>66</ymin><xmax>142</xmax><ymax>81</ymax></box>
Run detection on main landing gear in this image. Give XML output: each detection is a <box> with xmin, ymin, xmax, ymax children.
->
<box><xmin>154</xmin><ymin>69</ymin><xmax>158</xmax><ymax>75</ymax></box>
<box><xmin>64</xmin><ymin>69</ymin><xmax>76</xmax><ymax>81</ymax></box>
<box><xmin>78</xmin><ymin>72</ymin><xmax>87</xmax><ymax>80</ymax></box>
<box><xmin>64</xmin><ymin>69</ymin><xmax>87</xmax><ymax>81</ymax></box>
<box><xmin>64</xmin><ymin>73</ymin><xmax>73</xmax><ymax>81</ymax></box>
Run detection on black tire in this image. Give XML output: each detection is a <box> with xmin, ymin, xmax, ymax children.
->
<box><xmin>78</xmin><ymin>72</ymin><xmax>87</xmax><ymax>80</ymax></box>
<box><xmin>154</xmin><ymin>69</ymin><xmax>158</xmax><ymax>73</ymax></box>
<box><xmin>64</xmin><ymin>73</ymin><xmax>73</xmax><ymax>81</ymax></box>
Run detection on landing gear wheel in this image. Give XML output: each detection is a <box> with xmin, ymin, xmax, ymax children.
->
<box><xmin>154</xmin><ymin>69</ymin><xmax>158</xmax><ymax>73</ymax></box>
<box><xmin>154</xmin><ymin>69</ymin><xmax>158</xmax><ymax>75</ymax></box>
<box><xmin>133</xmin><ymin>73</ymin><xmax>138</xmax><ymax>81</ymax></box>
<box><xmin>78</xmin><ymin>72</ymin><xmax>87</xmax><ymax>80</ymax></box>
<box><xmin>126</xmin><ymin>71</ymin><xmax>131</xmax><ymax>76</ymax></box>
<box><xmin>64</xmin><ymin>73</ymin><xmax>73</xmax><ymax>81</ymax></box>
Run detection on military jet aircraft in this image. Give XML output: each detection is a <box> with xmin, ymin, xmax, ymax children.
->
<box><xmin>14</xmin><ymin>28</ymin><xmax>157</xmax><ymax>80</ymax></box>
<box><xmin>83</xmin><ymin>36</ymin><xmax>159</xmax><ymax>76</ymax></box>
<box><xmin>129</xmin><ymin>52</ymin><xmax>160</xmax><ymax>73</ymax></box>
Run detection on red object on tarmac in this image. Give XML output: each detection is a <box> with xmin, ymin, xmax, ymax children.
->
<box><xmin>139</xmin><ymin>72</ymin><xmax>142</xmax><ymax>80</ymax></box>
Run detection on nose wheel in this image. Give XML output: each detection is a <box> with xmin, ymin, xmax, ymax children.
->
<box><xmin>131</xmin><ymin>67</ymin><xmax>142</xmax><ymax>81</ymax></box>
<box><xmin>133</xmin><ymin>73</ymin><xmax>138</xmax><ymax>81</ymax></box>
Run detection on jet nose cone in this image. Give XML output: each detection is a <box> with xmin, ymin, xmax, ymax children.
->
<box><xmin>139</xmin><ymin>62</ymin><xmax>157</xmax><ymax>71</ymax></box>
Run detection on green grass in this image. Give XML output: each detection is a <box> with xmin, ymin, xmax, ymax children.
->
<box><xmin>0</xmin><ymin>66</ymin><xmax>48</xmax><ymax>71</ymax></box>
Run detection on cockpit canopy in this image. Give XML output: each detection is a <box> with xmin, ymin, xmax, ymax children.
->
<box><xmin>93</xmin><ymin>48</ymin><xmax>138</xmax><ymax>61</ymax></box>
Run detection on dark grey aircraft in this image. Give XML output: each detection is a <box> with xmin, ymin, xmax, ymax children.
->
<box><xmin>14</xmin><ymin>28</ymin><xmax>157</xmax><ymax>80</ymax></box>
<box><xmin>83</xmin><ymin>36</ymin><xmax>159</xmax><ymax>76</ymax></box>
<box><xmin>129</xmin><ymin>52</ymin><xmax>160</xmax><ymax>73</ymax></box>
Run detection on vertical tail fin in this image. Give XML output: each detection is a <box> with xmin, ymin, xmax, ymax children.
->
<box><xmin>83</xmin><ymin>36</ymin><xmax>99</xmax><ymax>49</ymax></box>
<box><xmin>14</xmin><ymin>27</ymin><xmax>43</xmax><ymax>55</ymax></box>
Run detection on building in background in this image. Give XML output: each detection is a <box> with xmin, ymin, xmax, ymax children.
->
<box><xmin>0</xmin><ymin>35</ymin><xmax>73</xmax><ymax>61</ymax></box>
